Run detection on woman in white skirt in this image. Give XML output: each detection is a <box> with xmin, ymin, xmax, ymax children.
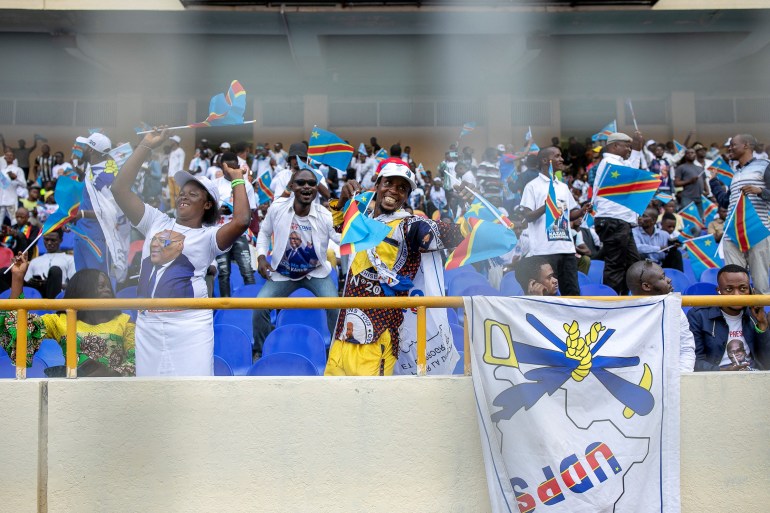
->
<box><xmin>112</xmin><ymin>128</ymin><xmax>251</xmax><ymax>376</ymax></box>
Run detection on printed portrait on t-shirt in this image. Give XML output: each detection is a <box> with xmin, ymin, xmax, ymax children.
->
<box><xmin>137</xmin><ymin>229</ymin><xmax>195</xmax><ymax>299</ymax></box>
<box><xmin>722</xmin><ymin>338</ymin><xmax>756</xmax><ymax>370</ymax></box>
<box><xmin>276</xmin><ymin>222</ymin><xmax>320</xmax><ymax>279</ymax></box>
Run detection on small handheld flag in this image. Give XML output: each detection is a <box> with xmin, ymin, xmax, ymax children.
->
<box><xmin>653</xmin><ymin>192</ymin><xmax>674</xmax><ymax>204</ymax></box>
<box><xmin>308</xmin><ymin>127</ymin><xmax>354</xmax><ymax>172</ymax></box>
<box><xmin>673</xmin><ymin>140</ymin><xmax>686</xmax><ymax>154</ymax></box>
<box><xmin>595</xmin><ymin>164</ymin><xmax>660</xmax><ymax>216</ymax></box>
<box><xmin>682</xmin><ymin>235</ymin><xmax>723</xmax><ymax>279</ymax></box>
<box><xmin>357</xmin><ymin>142</ymin><xmax>367</xmax><ymax>155</ymax></box>
<box><xmin>591</xmin><ymin>120</ymin><xmax>617</xmax><ymax>142</ymax></box>
<box><xmin>137</xmin><ymin>81</ymin><xmax>253</xmax><ymax>134</ymax></box>
<box><xmin>256</xmin><ymin>169</ymin><xmax>273</xmax><ymax>205</ymax></box>
<box><xmin>524</xmin><ymin>126</ymin><xmax>532</xmax><ymax>143</ymax></box>
<box><xmin>339</xmin><ymin>199</ymin><xmax>391</xmax><ymax>255</ymax></box>
<box><xmin>701</xmin><ymin>195</ymin><xmax>718</xmax><ymax>226</ymax></box>
<box><xmin>724</xmin><ymin>193</ymin><xmax>770</xmax><ymax>252</ymax></box>
<box><xmin>707</xmin><ymin>156</ymin><xmax>734</xmax><ymax>187</ymax></box>
<box><xmin>459</xmin><ymin>121</ymin><xmax>476</xmax><ymax>138</ymax></box>
<box><xmin>109</xmin><ymin>143</ymin><xmax>133</xmax><ymax>169</ymax></box>
<box><xmin>679</xmin><ymin>202</ymin><xmax>705</xmax><ymax>230</ymax></box>
<box><xmin>445</xmin><ymin>217</ymin><xmax>518</xmax><ymax>270</ymax></box>
<box><xmin>34</xmin><ymin>133</ymin><xmax>48</xmax><ymax>142</ymax></box>
<box><xmin>374</xmin><ymin>148</ymin><xmax>388</xmax><ymax>162</ymax></box>
<box><xmin>544</xmin><ymin>163</ymin><xmax>562</xmax><ymax>232</ymax></box>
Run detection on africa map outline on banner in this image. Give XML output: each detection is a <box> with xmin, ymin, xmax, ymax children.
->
<box><xmin>468</xmin><ymin>296</ymin><xmax>680</xmax><ymax>513</ymax></box>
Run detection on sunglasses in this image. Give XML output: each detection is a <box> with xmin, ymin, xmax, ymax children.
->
<box><xmin>151</xmin><ymin>236</ymin><xmax>183</xmax><ymax>248</ymax></box>
<box><xmin>294</xmin><ymin>179</ymin><xmax>317</xmax><ymax>187</ymax></box>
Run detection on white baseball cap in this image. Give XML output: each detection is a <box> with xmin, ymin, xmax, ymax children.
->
<box><xmin>497</xmin><ymin>144</ymin><xmax>506</xmax><ymax>152</ymax></box>
<box><xmin>169</xmin><ymin>135</ymin><xmax>181</xmax><ymax>144</ymax></box>
<box><xmin>220</xmin><ymin>142</ymin><xmax>231</xmax><ymax>149</ymax></box>
<box><xmin>75</xmin><ymin>133</ymin><xmax>112</xmax><ymax>154</ymax></box>
<box><xmin>174</xmin><ymin>171</ymin><xmax>219</xmax><ymax>205</ymax></box>
<box><xmin>376</xmin><ymin>160</ymin><xmax>417</xmax><ymax>190</ymax></box>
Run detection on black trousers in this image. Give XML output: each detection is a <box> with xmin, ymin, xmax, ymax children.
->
<box><xmin>594</xmin><ymin>217</ymin><xmax>641</xmax><ymax>296</ymax></box>
<box><xmin>545</xmin><ymin>253</ymin><xmax>580</xmax><ymax>296</ymax></box>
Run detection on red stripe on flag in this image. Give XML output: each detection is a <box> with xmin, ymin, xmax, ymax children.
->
<box><xmin>736</xmin><ymin>198</ymin><xmax>750</xmax><ymax>251</ymax></box>
<box><xmin>598</xmin><ymin>181</ymin><xmax>660</xmax><ymax>195</ymax></box>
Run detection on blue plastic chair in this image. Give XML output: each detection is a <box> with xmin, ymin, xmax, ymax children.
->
<box><xmin>55</xmin><ymin>290</ymin><xmax>65</xmax><ymax>299</ymax></box>
<box><xmin>213</xmin><ymin>355</ymin><xmax>234</xmax><ymax>376</ymax></box>
<box><xmin>445</xmin><ymin>266</ymin><xmax>481</xmax><ymax>291</ymax></box>
<box><xmin>213</xmin><ymin>309</ymin><xmax>254</xmax><ymax>343</ymax></box>
<box><xmin>580</xmin><ymin>283</ymin><xmax>618</xmax><ymax>296</ymax></box>
<box><xmin>664</xmin><ymin>268</ymin><xmax>692</xmax><ymax>293</ymax></box>
<box><xmin>700</xmin><ymin>267</ymin><xmax>720</xmax><ymax>286</ymax></box>
<box><xmin>116</xmin><ymin>286</ymin><xmax>138</xmax><ymax>322</ymax></box>
<box><xmin>681</xmin><ymin>256</ymin><xmax>698</xmax><ymax>283</ymax></box>
<box><xmin>289</xmin><ymin>288</ymin><xmax>316</xmax><ymax>298</ymax></box>
<box><xmin>683</xmin><ymin>282</ymin><xmax>718</xmax><ymax>296</ymax></box>
<box><xmin>276</xmin><ymin>308</ymin><xmax>330</xmax><ymax>342</ymax></box>
<box><xmin>459</xmin><ymin>283</ymin><xmax>502</xmax><ymax>297</ymax></box>
<box><xmin>246</xmin><ymin>352</ymin><xmax>319</xmax><ymax>376</ymax></box>
<box><xmin>449</xmin><ymin>322</ymin><xmax>465</xmax><ymax>352</ymax></box>
<box><xmin>446</xmin><ymin>308</ymin><xmax>459</xmax><ymax>326</ymax></box>
<box><xmin>0</xmin><ymin>286</ymin><xmax>42</xmax><ymax>299</ymax></box>
<box><xmin>262</xmin><ymin>324</ymin><xmax>327</xmax><ymax>374</ymax></box>
<box><xmin>499</xmin><ymin>272</ymin><xmax>525</xmax><ymax>296</ymax></box>
<box><xmin>453</xmin><ymin>353</ymin><xmax>464</xmax><ymax>375</ymax></box>
<box><xmin>37</xmin><ymin>338</ymin><xmax>65</xmax><ymax>367</ymax></box>
<box><xmin>577</xmin><ymin>271</ymin><xmax>592</xmax><ymax>287</ymax></box>
<box><xmin>447</xmin><ymin>272</ymin><xmax>489</xmax><ymax>297</ymax></box>
<box><xmin>587</xmin><ymin>260</ymin><xmax>605</xmax><ymax>285</ymax></box>
<box><xmin>0</xmin><ymin>355</ymin><xmax>48</xmax><ymax>379</ymax></box>
<box><xmin>213</xmin><ymin>323</ymin><xmax>253</xmax><ymax>375</ymax></box>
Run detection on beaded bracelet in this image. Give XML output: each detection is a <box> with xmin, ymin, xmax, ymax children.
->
<box><xmin>230</xmin><ymin>179</ymin><xmax>245</xmax><ymax>188</ymax></box>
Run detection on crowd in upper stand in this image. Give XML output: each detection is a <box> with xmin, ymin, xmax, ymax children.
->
<box><xmin>0</xmin><ymin>126</ymin><xmax>767</xmax><ymax>377</ymax></box>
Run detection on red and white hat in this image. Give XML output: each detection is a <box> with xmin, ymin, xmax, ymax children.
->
<box><xmin>375</xmin><ymin>158</ymin><xmax>416</xmax><ymax>189</ymax></box>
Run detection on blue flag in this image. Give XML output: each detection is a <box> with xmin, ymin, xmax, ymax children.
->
<box><xmin>591</xmin><ymin>120</ymin><xmax>617</xmax><ymax>142</ymax></box>
<box><xmin>595</xmin><ymin>164</ymin><xmax>660</xmax><ymax>216</ymax></box>
<box><xmin>682</xmin><ymin>235</ymin><xmax>723</xmax><ymax>280</ymax></box>
<box><xmin>724</xmin><ymin>193</ymin><xmax>770</xmax><ymax>252</ymax></box>
<box><xmin>297</xmin><ymin>157</ymin><xmax>325</xmax><ymax>184</ymax></box>
<box><xmin>255</xmin><ymin>168</ymin><xmax>273</xmax><ymax>205</ymax></box>
<box><xmin>307</xmin><ymin>127</ymin><xmax>354</xmax><ymax>172</ymax></box>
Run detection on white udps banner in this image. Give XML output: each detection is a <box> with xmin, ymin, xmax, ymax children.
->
<box><xmin>466</xmin><ymin>295</ymin><xmax>681</xmax><ymax>513</ymax></box>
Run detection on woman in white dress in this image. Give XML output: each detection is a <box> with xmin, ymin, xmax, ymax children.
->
<box><xmin>112</xmin><ymin>128</ymin><xmax>251</xmax><ymax>376</ymax></box>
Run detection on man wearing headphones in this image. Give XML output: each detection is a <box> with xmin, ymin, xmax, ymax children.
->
<box><xmin>686</xmin><ymin>264</ymin><xmax>769</xmax><ymax>371</ymax></box>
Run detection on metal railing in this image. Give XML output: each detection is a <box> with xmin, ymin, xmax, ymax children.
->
<box><xmin>3</xmin><ymin>295</ymin><xmax>769</xmax><ymax>379</ymax></box>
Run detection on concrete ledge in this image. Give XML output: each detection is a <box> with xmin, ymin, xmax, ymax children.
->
<box><xmin>0</xmin><ymin>379</ymin><xmax>44</xmax><ymax>513</ymax></box>
<box><xmin>46</xmin><ymin>376</ymin><xmax>489</xmax><ymax>513</ymax></box>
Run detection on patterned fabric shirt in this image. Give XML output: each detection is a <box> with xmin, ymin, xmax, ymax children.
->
<box><xmin>332</xmin><ymin>204</ymin><xmax>464</xmax><ymax>356</ymax></box>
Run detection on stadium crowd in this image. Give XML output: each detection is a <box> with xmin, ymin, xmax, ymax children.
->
<box><xmin>0</xmin><ymin>126</ymin><xmax>768</xmax><ymax>377</ymax></box>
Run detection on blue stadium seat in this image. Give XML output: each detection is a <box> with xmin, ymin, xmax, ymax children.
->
<box><xmin>232</xmin><ymin>283</ymin><xmax>263</xmax><ymax>298</ymax></box>
<box><xmin>453</xmin><ymin>354</ymin><xmax>464</xmax><ymax>375</ymax></box>
<box><xmin>446</xmin><ymin>308</ymin><xmax>459</xmax><ymax>326</ymax></box>
<box><xmin>214</xmin><ymin>309</ymin><xmax>254</xmax><ymax>343</ymax></box>
<box><xmin>700</xmin><ymin>267</ymin><xmax>720</xmax><ymax>286</ymax></box>
<box><xmin>289</xmin><ymin>288</ymin><xmax>316</xmax><ymax>298</ymax></box>
<box><xmin>246</xmin><ymin>352</ymin><xmax>319</xmax><ymax>376</ymax></box>
<box><xmin>445</xmin><ymin>266</ymin><xmax>480</xmax><ymax>291</ymax></box>
<box><xmin>0</xmin><ymin>286</ymin><xmax>42</xmax><ymax>299</ymax></box>
<box><xmin>580</xmin><ymin>283</ymin><xmax>618</xmax><ymax>296</ymax></box>
<box><xmin>460</xmin><ymin>283</ymin><xmax>502</xmax><ymax>297</ymax></box>
<box><xmin>116</xmin><ymin>286</ymin><xmax>138</xmax><ymax>322</ymax></box>
<box><xmin>213</xmin><ymin>323</ymin><xmax>253</xmax><ymax>375</ymax></box>
<box><xmin>275</xmin><ymin>308</ymin><xmax>330</xmax><ymax>342</ymax></box>
<box><xmin>683</xmin><ymin>282</ymin><xmax>718</xmax><ymax>296</ymax></box>
<box><xmin>0</xmin><ymin>355</ymin><xmax>48</xmax><ymax>379</ymax></box>
<box><xmin>213</xmin><ymin>355</ymin><xmax>234</xmax><ymax>376</ymax></box>
<box><xmin>37</xmin><ymin>338</ymin><xmax>64</xmax><ymax>367</ymax></box>
<box><xmin>587</xmin><ymin>260</ymin><xmax>605</xmax><ymax>285</ymax></box>
<box><xmin>449</xmin><ymin>322</ymin><xmax>464</xmax><ymax>352</ymax></box>
<box><xmin>447</xmin><ymin>272</ymin><xmax>489</xmax><ymax>296</ymax></box>
<box><xmin>262</xmin><ymin>324</ymin><xmax>327</xmax><ymax>375</ymax></box>
<box><xmin>577</xmin><ymin>271</ymin><xmax>592</xmax><ymax>287</ymax></box>
<box><xmin>499</xmin><ymin>272</ymin><xmax>524</xmax><ymax>296</ymax></box>
<box><xmin>664</xmin><ymin>268</ymin><xmax>692</xmax><ymax>293</ymax></box>
<box><xmin>55</xmin><ymin>290</ymin><xmax>65</xmax><ymax>299</ymax></box>
<box><xmin>681</xmin><ymin>256</ymin><xmax>698</xmax><ymax>283</ymax></box>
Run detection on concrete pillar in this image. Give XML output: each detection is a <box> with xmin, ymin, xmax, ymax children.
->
<box><xmin>671</xmin><ymin>91</ymin><xmax>696</xmax><ymax>141</ymax></box>
<box><xmin>304</xmin><ymin>95</ymin><xmax>328</xmax><ymax>133</ymax></box>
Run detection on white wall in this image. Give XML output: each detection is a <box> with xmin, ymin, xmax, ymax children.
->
<box><xmin>1</xmin><ymin>373</ymin><xmax>769</xmax><ymax>512</ymax></box>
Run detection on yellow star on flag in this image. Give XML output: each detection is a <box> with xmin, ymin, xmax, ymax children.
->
<box><xmin>704</xmin><ymin>239</ymin><xmax>712</xmax><ymax>246</ymax></box>
<box><xmin>610</xmin><ymin>170</ymin><xmax>620</xmax><ymax>179</ymax></box>
<box><xmin>466</xmin><ymin>202</ymin><xmax>484</xmax><ymax>216</ymax></box>
<box><xmin>311</xmin><ymin>130</ymin><xmax>320</xmax><ymax>138</ymax></box>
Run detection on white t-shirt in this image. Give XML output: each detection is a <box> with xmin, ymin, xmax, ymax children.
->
<box><xmin>168</xmin><ymin>147</ymin><xmax>186</xmax><ymax>176</ymax></box>
<box><xmin>520</xmin><ymin>174</ymin><xmax>577</xmax><ymax>256</ymax></box>
<box><xmin>720</xmin><ymin>311</ymin><xmax>750</xmax><ymax>367</ymax></box>
<box><xmin>275</xmin><ymin>215</ymin><xmax>322</xmax><ymax>280</ymax></box>
<box><xmin>461</xmin><ymin>169</ymin><xmax>477</xmax><ymax>187</ymax></box>
<box><xmin>135</xmin><ymin>206</ymin><xmax>227</xmax><ymax>302</ymax></box>
<box><xmin>24</xmin><ymin>252</ymin><xmax>76</xmax><ymax>285</ymax></box>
